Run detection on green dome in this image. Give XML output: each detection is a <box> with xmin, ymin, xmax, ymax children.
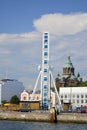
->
<box><xmin>63</xmin><ymin>56</ymin><xmax>73</xmax><ymax>68</ymax></box>
<box><xmin>70</xmin><ymin>74</ymin><xmax>76</xmax><ymax>80</ymax></box>
<box><xmin>62</xmin><ymin>75</ymin><xmax>69</xmax><ymax>78</ymax></box>
<box><xmin>77</xmin><ymin>76</ymin><xmax>82</xmax><ymax>81</ymax></box>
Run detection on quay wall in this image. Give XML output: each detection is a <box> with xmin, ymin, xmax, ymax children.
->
<box><xmin>0</xmin><ymin>111</ymin><xmax>87</xmax><ymax>123</ymax></box>
<box><xmin>57</xmin><ymin>113</ymin><xmax>87</xmax><ymax>124</ymax></box>
<box><xmin>0</xmin><ymin>111</ymin><xmax>50</xmax><ymax>122</ymax></box>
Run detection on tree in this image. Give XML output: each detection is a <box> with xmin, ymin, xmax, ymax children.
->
<box><xmin>2</xmin><ymin>100</ymin><xmax>7</xmax><ymax>105</ymax></box>
<box><xmin>10</xmin><ymin>95</ymin><xmax>20</xmax><ymax>104</ymax></box>
<box><xmin>78</xmin><ymin>81</ymin><xmax>87</xmax><ymax>87</ymax></box>
<box><xmin>51</xmin><ymin>87</ymin><xmax>55</xmax><ymax>92</ymax></box>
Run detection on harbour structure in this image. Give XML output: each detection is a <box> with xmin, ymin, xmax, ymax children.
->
<box><xmin>0</xmin><ymin>79</ymin><xmax>24</xmax><ymax>104</ymax></box>
<box><xmin>55</xmin><ymin>56</ymin><xmax>82</xmax><ymax>88</ymax></box>
<box><xmin>30</xmin><ymin>32</ymin><xmax>61</xmax><ymax>110</ymax></box>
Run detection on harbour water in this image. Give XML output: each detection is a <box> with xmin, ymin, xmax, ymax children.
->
<box><xmin>0</xmin><ymin>121</ymin><xmax>87</xmax><ymax>130</ymax></box>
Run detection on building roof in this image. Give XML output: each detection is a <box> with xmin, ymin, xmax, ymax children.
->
<box><xmin>0</xmin><ymin>79</ymin><xmax>17</xmax><ymax>82</ymax></box>
<box><xmin>63</xmin><ymin>56</ymin><xmax>74</xmax><ymax>68</ymax></box>
<box><xmin>70</xmin><ymin>74</ymin><xmax>76</xmax><ymax>80</ymax></box>
<box><xmin>60</xmin><ymin>87</ymin><xmax>87</xmax><ymax>94</ymax></box>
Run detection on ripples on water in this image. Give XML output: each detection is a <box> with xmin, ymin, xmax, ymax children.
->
<box><xmin>0</xmin><ymin>121</ymin><xmax>87</xmax><ymax>130</ymax></box>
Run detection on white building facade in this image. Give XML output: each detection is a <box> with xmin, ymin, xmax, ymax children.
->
<box><xmin>59</xmin><ymin>87</ymin><xmax>87</xmax><ymax>109</ymax></box>
<box><xmin>0</xmin><ymin>79</ymin><xmax>25</xmax><ymax>104</ymax></box>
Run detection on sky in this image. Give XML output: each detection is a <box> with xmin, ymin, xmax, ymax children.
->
<box><xmin>0</xmin><ymin>0</ymin><xmax>87</xmax><ymax>90</ymax></box>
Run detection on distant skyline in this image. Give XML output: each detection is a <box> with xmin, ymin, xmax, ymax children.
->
<box><xmin>0</xmin><ymin>0</ymin><xmax>87</xmax><ymax>90</ymax></box>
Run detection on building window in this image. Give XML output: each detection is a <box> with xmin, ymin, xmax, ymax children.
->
<box><xmin>37</xmin><ymin>96</ymin><xmax>39</xmax><ymax>100</ymax></box>
<box><xmin>85</xmin><ymin>100</ymin><xmax>87</xmax><ymax>103</ymax></box>
<box><xmin>23</xmin><ymin>96</ymin><xmax>26</xmax><ymax>101</ymax></box>
<box><xmin>85</xmin><ymin>95</ymin><xmax>87</xmax><ymax>98</ymax></box>
<box><xmin>77</xmin><ymin>95</ymin><xmax>79</xmax><ymax>98</ymax></box>
<box><xmin>81</xmin><ymin>95</ymin><xmax>84</xmax><ymax>98</ymax></box>
<box><xmin>65</xmin><ymin>95</ymin><xmax>67</xmax><ymax>98</ymax></box>
<box><xmin>77</xmin><ymin>100</ymin><xmax>79</xmax><ymax>103</ymax></box>
<box><xmin>81</xmin><ymin>100</ymin><xmax>84</xmax><ymax>103</ymax></box>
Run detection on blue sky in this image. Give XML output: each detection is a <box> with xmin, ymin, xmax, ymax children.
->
<box><xmin>0</xmin><ymin>0</ymin><xmax>87</xmax><ymax>90</ymax></box>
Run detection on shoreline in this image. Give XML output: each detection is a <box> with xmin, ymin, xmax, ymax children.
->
<box><xmin>0</xmin><ymin>111</ymin><xmax>87</xmax><ymax>124</ymax></box>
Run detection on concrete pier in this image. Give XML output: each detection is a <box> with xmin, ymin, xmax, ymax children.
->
<box><xmin>0</xmin><ymin>111</ymin><xmax>50</xmax><ymax>122</ymax></box>
<box><xmin>0</xmin><ymin>111</ymin><xmax>87</xmax><ymax>123</ymax></box>
<box><xmin>57</xmin><ymin>113</ymin><xmax>87</xmax><ymax>124</ymax></box>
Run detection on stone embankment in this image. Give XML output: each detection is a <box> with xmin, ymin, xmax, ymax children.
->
<box><xmin>0</xmin><ymin>111</ymin><xmax>87</xmax><ymax>123</ymax></box>
<box><xmin>57</xmin><ymin>113</ymin><xmax>87</xmax><ymax>124</ymax></box>
<box><xmin>0</xmin><ymin>111</ymin><xmax>50</xmax><ymax>122</ymax></box>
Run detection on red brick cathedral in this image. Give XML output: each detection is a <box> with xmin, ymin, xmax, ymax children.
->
<box><xmin>55</xmin><ymin>56</ymin><xmax>82</xmax><ymax>88</ymax></box>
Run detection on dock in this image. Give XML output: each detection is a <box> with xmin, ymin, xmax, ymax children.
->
<box><xmin>0</xmin><ymin>111</ymin><xmax>87</xmax><ymax>124</ymax></box>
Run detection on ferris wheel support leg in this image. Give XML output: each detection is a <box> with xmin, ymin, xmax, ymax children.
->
<box><xmin>30</xmin><ymin>71</ymin><xmax>41</xmax><ymax>101</ymax></box>
<box><xmin>49</xmin><ymin>71</ymin><xmax>62</xmax><ymax>110</ymax></box>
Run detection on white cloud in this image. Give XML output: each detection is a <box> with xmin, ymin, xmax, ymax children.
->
<box><xmin>0</xmin><ymin>31</ymin><xmax>41</xmax><ymax>43</ymax></box>
<box><xmin>0</xmin><ymin>48</ymin><xmax>11</xmax><ymax>54</ymax></box>
<box><xmin>34</xmin><ymin>13</ymin><xmax>87</xmax><ymax>36</ymax></box>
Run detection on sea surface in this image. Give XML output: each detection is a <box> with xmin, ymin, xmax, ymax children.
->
<box><xmin>0</xmin><ymin>120</ymin><xmax>87</xmax><ymax>130</ymax></box>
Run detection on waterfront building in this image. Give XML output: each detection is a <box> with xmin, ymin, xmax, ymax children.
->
<box><xmin>0</xmin><ymin>79</ymin><xmax>24</xmax><ymax>104</ymax></box>
<box><xmin>59</xmin><ymin>87</ymin><xmax>87</xmax><ymax>109</ymax></box>
<box><xmin>55</xmin><ymin>56</ymin><xmax>82</xmax><ymax>88</ymax></box>
<box><xmin>21</xmin><ymin>90</ymin><xmax>56</xmax><ymax>107</ymax></box>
